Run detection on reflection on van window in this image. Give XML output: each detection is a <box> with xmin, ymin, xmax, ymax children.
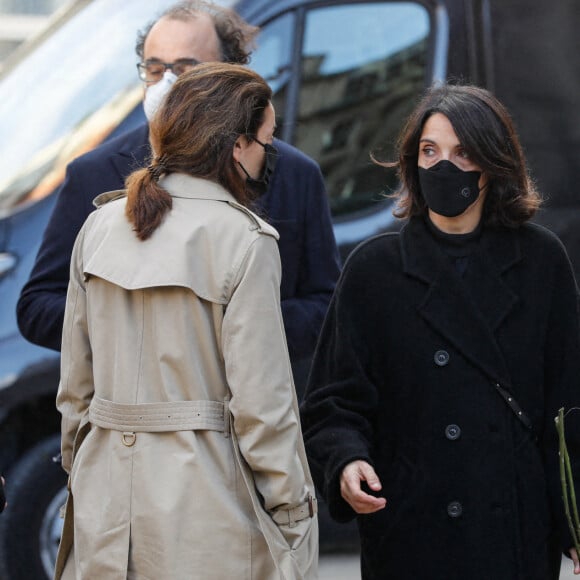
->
<box><xmin>297</xmin><ymin>2</ymin><xmax>430</xmax><ymax>217</ymax></box>
<box><xmin>250</xmin><ymin>10</ymin><xmax>294</xmax><ymax>133</ymax></box>
<box><xmin>0</xmin><ymin>0</ymin><xmax>181</xmax><ymax>210</ymax></box>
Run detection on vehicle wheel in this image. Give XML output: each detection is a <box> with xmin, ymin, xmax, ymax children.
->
<box><xmin>0</xmin><ymin>434</ymin><xmax>67</xmax><ymax>580</ymax></box>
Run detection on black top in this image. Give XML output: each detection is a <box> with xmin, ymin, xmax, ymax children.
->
<box><xmin>425</xmin><ymin>214</ymin><xmax>483</xmax><ymax>275</ymax></box>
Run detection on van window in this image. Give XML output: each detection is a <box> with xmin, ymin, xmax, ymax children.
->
<box><xmin>0</xmin><ymin>0</ymin><xmax>183</xmax><ymax>210</ymax></box>
<box><xmin>249</xmin><ymin>11</ymin><xmax>294</xmax><ymax>137</ymax></box>
<box><xmin>296</xmin><ymin>2</ymin><xmax>430</xmax><ymax>217</ymax></box>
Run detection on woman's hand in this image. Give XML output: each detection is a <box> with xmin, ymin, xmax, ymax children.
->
<box><xmin>340</xmin><ymin>460</ymin><xmax>386</xmax><ymax>514</ymax></box>
<box><xmin>570</xmin><ymin>548</ymin><xmax>580</xmax><ymax>575</ymax></box>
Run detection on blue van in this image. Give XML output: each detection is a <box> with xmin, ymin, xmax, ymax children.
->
<box><xmin>0</xmin><ymin>0</ymin><xmax>578</xmax><ymax>577</ymax></box>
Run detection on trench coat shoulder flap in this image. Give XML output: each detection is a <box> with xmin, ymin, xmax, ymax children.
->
<box><xmin>92</xmin><ymin>189</ymin><xmax>127</xmax><ymax>207</ymax></box>
<box><xmin>82</xmin><ymin>175</ymin><xmax>279</xmax><ymax>304</ymax></box>
<box><xmin>400</xmin><ymin>217</ymin><xmax>521</xmax><ymax>387</ymax></box>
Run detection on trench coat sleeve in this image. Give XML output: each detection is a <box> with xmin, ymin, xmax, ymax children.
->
<box><xmin>300</xmin><ymin>244</ymin><xmax>380</xmax><ymax>522</ymax></box>
<box><xmin>542</xmin><ymin>240</ymin><xmax>580</xmax><ymax>551</ymax></box>
<box><xmin>55</xmin><ymin>222</ymin><xmax>94</xmax><ymax>474</ymax></box>
<box><xmin>222</xmin><ymin>234</ymin><xmax>313</xmax><ymax>536</ymax></box>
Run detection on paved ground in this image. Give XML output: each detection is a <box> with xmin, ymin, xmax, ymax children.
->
<box><xmin>319</xmin><ymin>552</ymin><xmax>360</xmax><ymax>579</ymax></box>
<box><xmin>319</xmin><ymin>553</ymin><xmax>578</xmax><ymax>579</ymax></box>
<box><xmin>561</xmin><ymin>556</ymin><xmax>578</xmax><ymax>580</ymax></box>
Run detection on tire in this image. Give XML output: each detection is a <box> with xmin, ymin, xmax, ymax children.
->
<box><xmin>0</xmin><ymin>434</ymin><xmax>67</xmax><ymax>580</ymax></box>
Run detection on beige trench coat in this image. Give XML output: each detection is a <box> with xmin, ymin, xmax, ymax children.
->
<box><xmin>55</xmin><ymin>174</ymin><xmax>318</xmax><ymax>579</ymax></box>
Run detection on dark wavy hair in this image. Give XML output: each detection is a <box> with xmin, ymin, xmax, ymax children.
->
<box><xmin>135</xmin><ymin>1</ymin><xmax>258</xmax><ymax>65</ymax></box>
<box><xmin>125</xmin><ymin>63</ymin><xmax>272</xmax><ymax>240</ymax></box>
<box><xmin>375</xmin><ymin>83</ymin><xmax>541</xmax><ymax>227</ymax></box>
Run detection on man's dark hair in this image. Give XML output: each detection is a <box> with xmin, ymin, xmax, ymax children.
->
<box><xmin>135</xmin><ymin>0</ymin><xmax>258</xmax><ymax>65</ymax></box>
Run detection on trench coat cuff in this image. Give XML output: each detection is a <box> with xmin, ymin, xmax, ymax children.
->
<box><xmin>271</xmin><ymin>495</ymin><xmax>318</xmax><ymax>527</ymax></box>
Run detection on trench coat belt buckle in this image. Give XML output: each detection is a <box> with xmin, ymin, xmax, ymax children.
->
<box><xmin>270</xmin><ymin>494</ymin><xmax>318</xmax><ymax>528</ymax></box>
<box><xmin>122</xmin><ymin>432</ymin><xmax>136</xmax><ymax>446</ymax></box>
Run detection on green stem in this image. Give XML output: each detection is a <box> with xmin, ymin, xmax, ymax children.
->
<box><xmin>565</xmin><ymin>437</ymin><xmax>580</xmax><ymax>538</ymax></box>
<box><xmin>556</xmin><ymin>408</ymin><xmax>580</xmax><ymax>555</ymax></box>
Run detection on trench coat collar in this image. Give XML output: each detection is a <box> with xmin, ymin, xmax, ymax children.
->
<box><xmin>93</xmin><ymin>173</ymin><xmax>275</xmax><ymax>237</ymax></box>
<box><xmin>400</xmin><ymin>216</ymin><xmax>522</xmax><ymax>386</ymax></box>
<box><xmin>159</xmin><ymin>173</ymin><xmax>237</xmax><ymax>204</ymax></box>
<box><xmin>162</xmin><ymin>173</ymin><xmax>279</xmax><ymax>239</ymax></box>
<box><xmin>91</xmin><ymin>175</ymin><xmax>236</xmax><ymax>208</ymax></box>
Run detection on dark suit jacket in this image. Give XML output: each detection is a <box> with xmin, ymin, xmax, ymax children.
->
<box><xmin>17</xmin><ymin>124</ymin><xmax>340</xmax><ymax>362</ymax></box>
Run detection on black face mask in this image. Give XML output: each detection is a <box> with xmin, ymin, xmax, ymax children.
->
<box><xmin>238</xmin><ymin>138</ymin><xmax>279</xmax><ymax>196</ymax></box>
<box><xmin>418</xmin><ymin>159</ymin><xmax>481</xmax><ymax>217</ymax></box>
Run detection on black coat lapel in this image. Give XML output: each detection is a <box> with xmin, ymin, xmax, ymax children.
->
<box><xmin>110</xmin><ymin>124</ymin><xmax>151</xmax><ymax>181</ymax></box>
<box><xmin>401</xmin><ymin>217</ymin><xmax>521</xmax><ymax>386</ymax></box>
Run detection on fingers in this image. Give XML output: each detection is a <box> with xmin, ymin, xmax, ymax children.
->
<box><xmin>358</xmin><ymin>462</ymin><xmax>382</xmax><ymax>492</ymax></box>
<box><xmin>340</xmin><ymin>460</ymin><xmax>387</xmax><ymax>514</ymax></box>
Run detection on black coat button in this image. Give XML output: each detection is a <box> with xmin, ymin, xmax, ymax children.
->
<box><xmin>434</xmin><ymin>350</ymin><xmax>450</xmax><ymax>366</ymax></box>
<box><xmin>447</xmin><ymin>501</ymin><xmax>462</xmax><ymax>518</ymax></box>
<box><xmin>445</xmin><ymin>424</ymin><xmax>461</xmax><ymax>440</ymax></box>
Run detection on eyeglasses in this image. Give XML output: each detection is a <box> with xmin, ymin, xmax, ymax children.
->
<box><xmin>137</xmin><ymin>58</ymin><xmax>201</xmax><ymax>83</ymax></box>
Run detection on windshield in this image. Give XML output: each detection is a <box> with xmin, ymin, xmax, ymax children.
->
<box><xmin>0</xmin><ymin>0</ymin><xmax>233</xmax><ymax>211</ymax></box>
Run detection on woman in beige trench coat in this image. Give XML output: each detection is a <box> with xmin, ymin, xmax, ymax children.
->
<box><xmin>55</xmin><ymin>63</ymin><xmax>318</xmax><ymax>580</ymax></box>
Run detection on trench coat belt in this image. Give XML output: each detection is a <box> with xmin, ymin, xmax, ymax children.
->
<box><xmin>88</xmin><ymin>396</ymin><xmax>227</xmax><ymax>433</ymax></box>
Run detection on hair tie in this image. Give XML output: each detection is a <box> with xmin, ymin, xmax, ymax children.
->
<box><xmin>147</xmin><ymin>154</ymin><xmax>169</xmax><ymax>182</ymax></box>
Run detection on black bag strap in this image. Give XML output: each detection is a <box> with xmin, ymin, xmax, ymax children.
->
<box><xmin>493</xmin><ymin>381</ymin><xmax>537</xmax><ymax>440</ymax></box>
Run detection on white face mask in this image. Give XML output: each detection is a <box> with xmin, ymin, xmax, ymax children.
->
<box><xmin>143</xmin><ymin>70</ymin><xmax>178</xmax><ymax>122</ymax></box>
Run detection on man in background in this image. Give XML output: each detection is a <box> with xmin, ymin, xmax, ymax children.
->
<box><xmin>17</xmin><ymin>0</ymin><xmax>340</xmax><ymax>382</ymax></box>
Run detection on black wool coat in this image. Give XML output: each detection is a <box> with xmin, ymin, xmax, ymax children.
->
<box><xmin>301</xmin><ymin>216</ymin><xmax>580</xmax><ymax>580</ymax></box>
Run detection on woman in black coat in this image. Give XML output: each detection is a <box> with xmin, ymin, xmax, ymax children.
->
<box><xmin>301</xmin><ymin>83</ymin><xmax>580</xmax><ymax>579</ymax></box>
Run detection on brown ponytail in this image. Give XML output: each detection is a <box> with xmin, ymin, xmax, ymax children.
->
<box><xmin>125</xmin><ymin>159</ymin><xmax>172</xmax><ymax>241</ymax></box>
